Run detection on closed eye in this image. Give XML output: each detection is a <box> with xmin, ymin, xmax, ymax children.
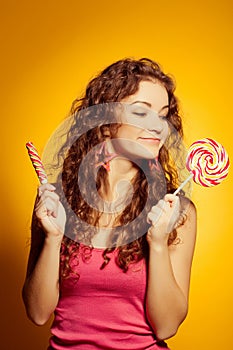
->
<box><xmin>133</xmin><ymin>111</ymin><xmax>147</xmax><ymax>117</ymax></box>
<box><xmin>130</xmin><ymin>106</ymin><xmax>149</xmax><ymax>117</ymax></box>
<box><xmin>159</xmin><ymin>114</ymin><xmax>168</xmax><ymax>120</ymax></box>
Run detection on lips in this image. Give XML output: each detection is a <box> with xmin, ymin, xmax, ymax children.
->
<box><xmin>138</xmin><ymin>137</ymin><xmax>161</xmax><ymax>142</ymax></box>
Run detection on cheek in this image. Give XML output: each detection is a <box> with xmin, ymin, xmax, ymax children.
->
<box><xmin>162</xmin><ymin>122</ymin><xmax>169</xmax><ymax>140</ymax></box>
<box><xmin>115</xmin><ymin>125</ymin><xmax>139</xmax><ymax>139</ymax></box>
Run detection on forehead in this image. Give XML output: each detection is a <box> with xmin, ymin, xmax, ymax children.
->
<box><xmin>122</xmin><ymin>80</ymin><xmax>169</xmax><ymax>110</ymax></box>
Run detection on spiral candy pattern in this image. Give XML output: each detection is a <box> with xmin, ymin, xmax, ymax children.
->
<box><xmin>186</xmin><ymin>138</ymin><xmax>229</xmax><ymax>187</ymax></box>
<box><xmin>26</xmin><ymin>142</ymin><xmax>48</xmax><ymax>184</ymax></box>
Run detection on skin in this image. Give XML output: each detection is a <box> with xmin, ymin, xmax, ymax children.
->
<box><xmin>22</xmin><ymin>81</ymin><xmax>197</xmax><ymax>341</ymax></box>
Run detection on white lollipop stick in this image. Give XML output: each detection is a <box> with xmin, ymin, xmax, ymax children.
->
<box><xmin>173</xmin><ymin>173</ymin><xmax>193</xmax><ymax>196</ymax></box>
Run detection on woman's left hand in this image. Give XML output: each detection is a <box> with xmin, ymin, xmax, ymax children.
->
<box><xmin>147</xmin><ymin>194</ymin><xmax>180</xmax><ymax>246</ymax></box>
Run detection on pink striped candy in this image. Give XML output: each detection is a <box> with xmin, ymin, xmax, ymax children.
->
<box><xmin>26</xmin><ymin>142</ymin><xmax>48</xmax><ymax>184</ymax></box>
<box><xmin>186</xmin><ymin>138</ymin><xmax>229</xmax><ymax>187</ymax></box>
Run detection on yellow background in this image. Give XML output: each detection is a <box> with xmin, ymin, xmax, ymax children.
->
<box><xmin>1</xmin><ymin>0</ymin><xmax>232</xmax><ymax>349</ymax></box>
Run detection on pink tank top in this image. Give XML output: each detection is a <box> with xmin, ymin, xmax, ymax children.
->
<box><xmin>49</xmin><ymin>245</ymin><xmax>170</xmax><ymax>350</ymax></box>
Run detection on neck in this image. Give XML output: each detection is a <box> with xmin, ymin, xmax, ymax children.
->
<box><xmin>97</xmin><ymin>140</ymin><xmax>137</xmax><ymax>200</ymax></box>
<box><xmin>100</xmin><ymin>156</ymin><xmax>137</xmax><ymax>202</ymax></box>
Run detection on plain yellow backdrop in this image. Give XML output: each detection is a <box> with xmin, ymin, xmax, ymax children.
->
<box><xmin>1</xmin><ymin>0</ymin><xmax>232</xmax><ymax>349</ymax></box>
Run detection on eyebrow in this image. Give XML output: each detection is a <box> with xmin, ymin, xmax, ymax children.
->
<box><xmin>130</xmin><ymin>100</ymin><xmax>169</xmax><ymax>112</ymax></box>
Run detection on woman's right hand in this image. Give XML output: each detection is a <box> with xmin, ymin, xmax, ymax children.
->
<box><xmin>35</xmin><ymin>183</ymin><xmax>66</xmax><ymax>240</ymax></box>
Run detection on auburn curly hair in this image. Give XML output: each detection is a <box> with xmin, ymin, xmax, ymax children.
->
<box><xmin>39</xmin><ymin>58</ymin><xmax>187</xmax><ymax>280</ymax></box>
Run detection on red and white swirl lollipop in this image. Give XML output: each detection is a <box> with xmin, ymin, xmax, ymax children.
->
<box><xmin>174</xmin><ymin>138</ymin><xmax>230</xmax><ymax>195</ymax></box>
<box><xmin>26</xmin><ymin>142</ymin><xmax>48</xmax><ymax>184</ymax></box>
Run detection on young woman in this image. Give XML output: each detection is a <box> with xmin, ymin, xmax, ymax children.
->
<box><xmin>22</xmin><ymin>58</ymin><xmax>197</xmax><ymax>350</ymax></box>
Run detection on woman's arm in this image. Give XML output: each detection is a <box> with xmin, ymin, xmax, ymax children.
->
<box><xmin>146</xmin><ymin>195</ymin><xmax>197</xmax><ymax>340</ymax></box>
<box><xmin>22</xmin><ymin>184</ymin><xmax>66</xmax><ymax>326</ymax></box>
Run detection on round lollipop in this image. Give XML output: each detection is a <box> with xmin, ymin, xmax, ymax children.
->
<box><xmin>174</xmin><ymin>138</ymin><xmax>230</xmax><ymax>195</ymax></box>
<box><xmin>26</xmin><ymin>142</ymin><xmax>48</xmax><ymax>184</ymax></box>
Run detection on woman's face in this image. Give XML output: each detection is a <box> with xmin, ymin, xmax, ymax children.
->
<box><xmin>112</xmin><ymin>80</ymin><xmax>169</xmax><ymax>159</ymax></box>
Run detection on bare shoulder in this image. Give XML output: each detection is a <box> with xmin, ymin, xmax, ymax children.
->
<box><xmin>180</xmin><ymin>195</ymin><xmax>197</xmax><ymax>218</ymax></box>
<box><xmin>175</xmin><ymin>197</ymin><xmax>197</xmax><ymax>244</ymax></box>
<box><xmin>168</xmin><ymin>197</ymin><xmax>197</xmax><ymax>261</ymax></box>
<box><xmin>179</xmin><ymin>198</ymin><xmax>197</xmax><ymax>239</ymax></box>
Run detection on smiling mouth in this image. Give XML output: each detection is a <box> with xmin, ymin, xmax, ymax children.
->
<box><xmin>138</xmin><ymin>137</ymin><xmax>161</xmax><ymax>143</ymax></box>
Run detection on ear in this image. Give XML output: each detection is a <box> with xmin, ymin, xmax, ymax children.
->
<box><xmin>101</xmin><ymin>125</ymin><xmax>111</xmax><ymax>138</ymax></box>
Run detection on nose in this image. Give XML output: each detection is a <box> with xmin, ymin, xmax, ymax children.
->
<box><xmin>146</xmin><ymin>110</ymin><xmax>164</xmax><ymax>134</ymax></box>
<box><xmin>124</xmin><ymin>104</ymin><xmax>166</xmax><ymax>134</ymax></box>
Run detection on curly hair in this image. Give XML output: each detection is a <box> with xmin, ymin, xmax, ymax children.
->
<box><xmin>43</xmin><ymin>58</ymin><xmax>187</xmax><ymax>280</ymax></box>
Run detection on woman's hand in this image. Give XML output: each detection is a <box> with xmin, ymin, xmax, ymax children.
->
<box><xmin>147</xmin><ymin>194</ymin><xmax>180</xmax><ymax>246</ymax></box>
<box><xmin>35</xmin><ymin>183</ymin><xmax>66</xmax><ymax>240</ymax></box>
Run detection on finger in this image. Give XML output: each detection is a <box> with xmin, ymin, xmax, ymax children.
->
<box><xmin>37</xmin><ymin>187</ymin><xmax>43</xmax><ymax>198</ymax></box>
<box><xmin>147</xmin><ymin>208</ymin><xmax>163</xmax><ymax>224</ymax></box>
<box><xmin>164</xmin><ymin>193</ymin><xmax>176</xmax><ymax>203</ymax></box>
<box><xmin>164</xmin><ymin>194</ymin><xmax>180</xmax><ymax>210</ymax></box>
<box><xmin>147</xmin><ymin>212</ymin><xmax>157</xmax><ymax>224</ymax></box>
<box><xmin>37</xmin><ymin>194</ymin><xmax>60</xmax><ymax>218</ymax></box>
<box><xmin>45</xmin><ymin>198</ymin><xmax>59</xmax><ymax>218</ymax></box>
<box><xmin>40</xmin><ymin>190</ymin><xmax>60</xmax><ymax>203</ymax></box>
<box><xmin>171</xmin><ymin>196</ymin><xmax>180</xmax><ymax>210</ymax></box>
<box><xmin>35</xmin><ymin>200</ymin><xmax>49</xmax><ymax>220</ymax></box>
<box><xmin>37</xmin><ymin>183</ymin><xmax>56</xmax><ymax>197</ymax></box>
<box><xmin>151</xmin><ymin>200</ymin><xmax>167</xmax><ymax>213</ymax></box>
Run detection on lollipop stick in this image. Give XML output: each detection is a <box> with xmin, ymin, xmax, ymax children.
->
<box><xmin>173</xmin><ymin>173</ymin><xmax>193</xmax><ymax>196</ymax></box>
